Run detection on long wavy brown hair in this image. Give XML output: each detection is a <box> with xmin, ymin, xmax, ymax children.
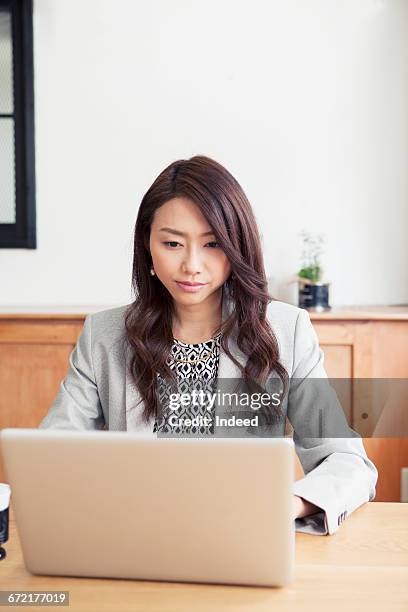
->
<box><xmin>124</xmin><ymin>155</ymin><xmax>288</xmax><ymax>424</ymax></box>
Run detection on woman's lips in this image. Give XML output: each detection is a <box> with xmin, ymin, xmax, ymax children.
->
<box><xmin>175</xmin><ymin>281</ymin><xmax>208</xmax><ymax>293</ymax></box>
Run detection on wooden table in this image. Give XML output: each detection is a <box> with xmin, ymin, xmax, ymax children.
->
<box><xmin>1</xmin><ymin>503</ymin><xmax>407</xmax><ymax>611</ymax></box>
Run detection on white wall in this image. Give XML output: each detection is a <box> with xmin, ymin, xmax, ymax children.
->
<box><xmin>1</xmin><ymin>0</ymin><xmax>407</xmax><ymax>307</ymax></box>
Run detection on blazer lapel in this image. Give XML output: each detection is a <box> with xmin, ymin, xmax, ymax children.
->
<box><xmin>213</xmin><ymin>292</ymin><xmax>246</xmax><ymax>415</ymax></box>
<box><xmin>125</xmin><ymin>342</ymin><xmax>155</xmax><ymax>433</ymax></box>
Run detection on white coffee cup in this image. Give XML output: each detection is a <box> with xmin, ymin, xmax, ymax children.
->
<box><xmin>0</xmin><ymin>484</ymin><xmax>11</xmax><ymax>512</ymax></box>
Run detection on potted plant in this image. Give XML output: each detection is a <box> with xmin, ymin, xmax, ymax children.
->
<box><xmin>297</xmin><ymin>231</ymin><xmax>331</xmax><ymax>311</ymax></box>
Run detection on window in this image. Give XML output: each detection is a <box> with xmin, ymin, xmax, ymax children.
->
<box><xmin>0</xmin><ymin>0</ymin><xmax>36</xmax><ymax>248</ymax></box>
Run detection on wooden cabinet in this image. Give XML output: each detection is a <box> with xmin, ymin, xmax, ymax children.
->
<box><xmin>309</xmin><ymin>306</ymin><xmax>408</xmax><ymax>502</ymax></box>
<box><xmin>0</xmin><ymin>310</ymin><xmax>88</xmax><ymax>483</ymax></box>
<box><xmin>310</xmin><ymin>306</ymin><xmax>408</xmax><ymax>378</ymax></box>
<box><xmin>1</xmin><ymin>305</ymin><xmax>408</xmax><ymax>501</ymax></box>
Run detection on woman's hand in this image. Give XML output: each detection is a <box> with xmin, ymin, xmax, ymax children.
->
<box><xmin>293</xmin><ymin>495</ymin><xmax>322</xmax><ymax>520</ymax></box>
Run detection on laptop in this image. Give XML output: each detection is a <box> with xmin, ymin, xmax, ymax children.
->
<box><xmin>0</xmin><ymin>428</ymin><xmax>295</xmax><ymax>587</ymax></box>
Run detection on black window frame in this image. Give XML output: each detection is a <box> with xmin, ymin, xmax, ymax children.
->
<box><xmin>0</xmin><ymin>0</ymin><xmax>36</xmax><ymax>248</ymax></box>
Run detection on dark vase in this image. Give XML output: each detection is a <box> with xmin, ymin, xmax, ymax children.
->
<box><xmin>298</xmin><ymin>281</ymin><xmax>331</xmax><ymax>311</ymax></box>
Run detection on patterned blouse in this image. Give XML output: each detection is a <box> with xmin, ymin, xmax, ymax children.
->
<box><xmin>153</xmin><ymin>331</ymin><xmax>222</xmax><ymax>436</ymax></box>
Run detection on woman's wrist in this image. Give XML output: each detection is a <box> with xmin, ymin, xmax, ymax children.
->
<box><xmin>293</xmin><ymin>495</ymin><xmax>322</xmax><ymax>519</ymax></box>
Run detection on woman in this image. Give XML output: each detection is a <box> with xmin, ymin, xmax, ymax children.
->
<box><xmin>39</xmin><ymin>155</ymin><xmax>378</xmax><ymax>536</ymax></box>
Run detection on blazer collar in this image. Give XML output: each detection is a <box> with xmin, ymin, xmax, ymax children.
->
<box><xmin>124</xmin><ymin>288</ymin><xmax>245</xmax><ymax>432</ymax></box>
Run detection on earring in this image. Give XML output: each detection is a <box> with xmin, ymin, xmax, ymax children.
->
<box><xmin>150</xmin><ymin>267</ymin><xmax>155</xmax><ymax>276</ymax></box>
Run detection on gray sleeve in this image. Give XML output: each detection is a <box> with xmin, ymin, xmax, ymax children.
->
<box><xmin>38</xmin><ymin>314</ymin><xmax>105</xmax><ymax>430</ymax></box>
<box><xmin>288</xmin><ymin>309</ymin><xmax>378</xmax><ymax>535</ymax></box>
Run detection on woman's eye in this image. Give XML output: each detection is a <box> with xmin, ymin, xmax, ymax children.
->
<box><xmin>163</xmin><ymin>241</ymin><xmax>181</xmax><ymax>248</ymax></box>
<box><xmin>163</xmin><ymin>241</ymin><xmax>218</xmax><ymax>248</ymax></box>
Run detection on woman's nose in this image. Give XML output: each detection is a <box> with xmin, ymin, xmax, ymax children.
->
<box><xmin>181</xmin><ymin>247</ymin><xmax>203</xmax><ymax>275</ymax></box>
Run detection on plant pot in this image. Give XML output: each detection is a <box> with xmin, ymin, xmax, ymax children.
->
<box><xmin>298</xmin><ymin>280</ymin><xmax>331</xmax><ymax>312</ymax></box>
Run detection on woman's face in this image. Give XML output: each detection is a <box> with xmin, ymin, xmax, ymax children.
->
<box><xmin>149</xmin><ymin>197</ymin><xmax>231</xmax><ymax>305</ymax></box>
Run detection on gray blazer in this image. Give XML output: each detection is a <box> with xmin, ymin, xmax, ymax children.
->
<box><xmin>38</xmin><ymin>295</ymin><xmax>378</xmax><ymax>536</ymax></box>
